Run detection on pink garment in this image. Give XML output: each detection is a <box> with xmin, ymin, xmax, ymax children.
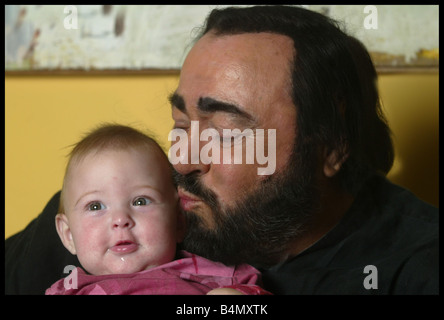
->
<box><xmin>45</xmin><ymin>251</ymin><xmax>270</xmax><ymax>295</ymax></box>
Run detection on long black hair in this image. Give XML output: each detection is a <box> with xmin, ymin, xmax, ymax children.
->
<box><xmin>197</xmin><ymin>5</ymin><xmax>394</xmax><ymax>194</ymax></box>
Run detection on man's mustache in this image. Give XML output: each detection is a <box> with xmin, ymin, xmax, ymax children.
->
<box><xmin>172</xmin><ymin>170</ymin><xmax>220</xmax><ymax>210</ymax></box>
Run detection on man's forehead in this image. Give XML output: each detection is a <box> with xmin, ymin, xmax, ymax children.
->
<box><xmin>173</xmin><ymin>31</ymin><xmax>296</xmax><ymax>124</ymax></box>
<box><xmin>183</xmin><ymin>31</ymin><xmax>294</xmax><ymax>81</ymax></box>
<box><xmin>196</xmin><ymin>31</ymin><xmax>294</xmax><ymax>50</ymax></box>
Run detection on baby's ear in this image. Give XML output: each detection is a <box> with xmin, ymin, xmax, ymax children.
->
<box><xmin>55</xmin><ymin>213</ymin><xmax>77</xmax><ymax>255</ymax></box>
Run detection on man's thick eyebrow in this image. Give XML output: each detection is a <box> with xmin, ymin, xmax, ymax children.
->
<box><xmin>169</xmin><ymin>93</ymin><xmax>255</xmax><ymax>125</ymax></box>
<box><xmin>198</xmin><ymin>97</ymin><xmax>255</xmax><ymax>122</ymax></box>
<box><xmin>168</xmin><ymin>92</ymin><xmax>186</xmax><ymax>113</ymax></box>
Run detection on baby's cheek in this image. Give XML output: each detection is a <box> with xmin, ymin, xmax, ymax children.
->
<box><xmin>142</xmin><ymin>220</ymin><xmax>178</xmax><ymax>262</ymax></box>
<box><xmin>72</xmin><ymin>223</ymin><xmax>107</xmax><ymax>256</ymax></box>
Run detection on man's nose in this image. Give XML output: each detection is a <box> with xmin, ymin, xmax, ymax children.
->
<box><xmin>173</xmin><ymin>154</ymin><xmax>211</xmax><ymax>177</ymax></box>
<box><xmin>170</xmin><ymin>123</ymin><xmax>211</xmax><ymax>176</ymax></box>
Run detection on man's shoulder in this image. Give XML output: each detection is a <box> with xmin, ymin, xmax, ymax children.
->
<box><xmin>376</xmin><ymin>177</ymin><xmax>439</xmax><ymax>294</ymax></box>
<box><xmin>369</xmin><ymin>174</ymin><xmax>438</xmax><ymax>226</ymax></box>
<box><xmin>392</xmin><ymin>234</ymin><xmax>439</xmax><ymax>294</ymax></box>
<box><xmin>362</xmin><ymin>175</ymin><xmax>438</xmax><ymax>265</ymax></box>
<box><xmin>261</xmin><ymin>175</ymin><xmax>439</xmax><ymax>294</ymax></box>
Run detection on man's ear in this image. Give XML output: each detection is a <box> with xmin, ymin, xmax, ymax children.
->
<box><xmin>55</xmin><ymin>213</ymin><xmax>77</xmax><ymax>255</ymax></box>
<box><xmin>323</xmin><ymin>147</ymin><xmax>349</xmax><ymax>178</ymax></box>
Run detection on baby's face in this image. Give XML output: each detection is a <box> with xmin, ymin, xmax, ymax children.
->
<box><xmin>58</xmin><ymin>147</ymin><xmax>182</xmax><ymax>275</ymax></box>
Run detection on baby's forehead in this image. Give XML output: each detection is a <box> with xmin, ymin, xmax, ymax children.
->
<box><xmin>66</xmin><ymin>145</ymin><xmax>175</xmax><ymax>188</ymax></box>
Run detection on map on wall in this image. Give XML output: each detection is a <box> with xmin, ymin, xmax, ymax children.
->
<box><xmin>5</xmin><ymin>5</ymin><xmax>439</xmax><ymax>72</ymax></box>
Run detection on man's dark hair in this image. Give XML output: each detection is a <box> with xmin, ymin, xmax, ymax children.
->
<box><xmin>198</xmin><ymin>5</ymin><xmax>394</xmax><ymax>194</ymax></box>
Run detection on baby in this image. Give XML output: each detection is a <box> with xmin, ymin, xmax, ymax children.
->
<box><xmin>46</xmin><ymin>124</ymin><xmax>269</xmax><ymax>295</ymax></box>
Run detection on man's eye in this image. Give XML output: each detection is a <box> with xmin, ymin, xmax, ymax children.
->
<box><xmin>88</xmin><ymin>202</ymin><xmax>105</xmax><ymax>211</ymax></box>
<box><xmin>133</xmin><ymin>197</ymin><xmax>152</xmax><ymax>206</ymax></box>
<box><xmin>172</xmin><ymin>120</ymin><xmax>190</xmax><ymax>131</ymax></box>
<box><xmin>220</xmin><ymin>134</ymin><xmax>236</xmax><ymax>146</ymax></box>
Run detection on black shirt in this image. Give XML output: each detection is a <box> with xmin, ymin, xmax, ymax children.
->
<box><xmin>261</xmin><ymin>174</ymin><xmax>439</xmax><ymax>294</ymax></box>
<box><xmin>4</xmin><ymin>174</ymin><xmax>438</xmax><ymax>294</ymax></box>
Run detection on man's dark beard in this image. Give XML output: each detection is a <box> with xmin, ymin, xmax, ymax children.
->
<box><xmin>174</xmin><ymin>142</ymin><xmax>320</xmax><ymax>268</ymax></box>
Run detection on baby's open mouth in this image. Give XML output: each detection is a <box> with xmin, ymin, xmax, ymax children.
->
<box><xmin>109</xmin><ymin>240</ymin><xmax>138</xmax><ymax>254</ymax></box>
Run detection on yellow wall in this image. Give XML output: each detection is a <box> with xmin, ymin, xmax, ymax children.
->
<box><xmin>5</xmin><ymin>73</ymin><xmax>439</xmax><ymax>238</ymax></box>
<box><xmin>379</xmin><ymin>73</ymin><xmax>439</xmax><ymax>207</ymax></box>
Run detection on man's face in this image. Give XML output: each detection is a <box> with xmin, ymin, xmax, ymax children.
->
<box><xmin>170</xmin><ymin>32</ymin><xmax>319</xmax><ymax>266</ymax></box>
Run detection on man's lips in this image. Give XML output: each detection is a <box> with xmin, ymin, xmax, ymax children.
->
<box><xmin>109</xmin><ymin>240</ymin><xmax>138</xmax><ymax>254</ymax></box>
<box><xmin>178</xmin><ymin>188</ymin><xmax>202</xmax><ymax>211</ymax></box>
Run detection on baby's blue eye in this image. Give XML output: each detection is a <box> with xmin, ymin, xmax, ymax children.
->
<box><xmin>88</xmin><ymin>202</ymin><xmax>105</xmax><ymax>211</ymax></box>
<box><xmin>133</xmin><ymin>197</ymin><xmax>152</xmax><ymax>206</ymax></box>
